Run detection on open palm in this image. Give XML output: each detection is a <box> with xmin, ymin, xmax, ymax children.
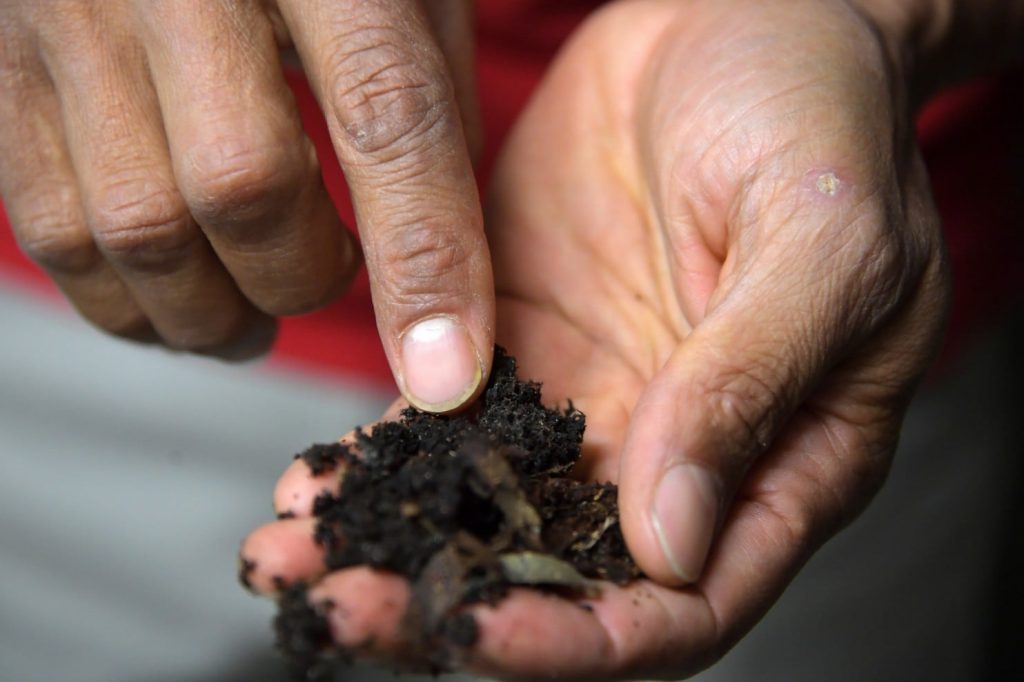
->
<box><xmin>243</xmin><ymin>1</ymin><xmax>948</xmax><ymax>678</ymax></box>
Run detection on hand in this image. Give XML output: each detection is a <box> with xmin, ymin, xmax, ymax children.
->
<box><xmin>242</xmin><ymin>0</ymin><xmax>949</xmax><ymax>678</ymax></box>
<box><xmin>0</xmin><ymin>0</ymin><xmax>493</xmax><ymax>411</ymax></box>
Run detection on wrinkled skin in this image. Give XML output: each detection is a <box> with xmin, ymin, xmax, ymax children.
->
<box><xmin>243</xmin><ymin>0</ymin><xmax>949</xmax><ymax>679</ymax></box>
<box><xmin>0</xmin><ymin>0</ymin><xmax>493</xmax><ymax>411</ymax></box>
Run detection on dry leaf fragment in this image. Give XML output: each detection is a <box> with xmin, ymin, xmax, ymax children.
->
<box><xmin>570</xmin><ymin>516</ymin><xmax>618</xmax><ymax>553</ymax></box>
<box><xmin>499</xmin><ymin>552</ymin><xmax>599</xmax><ymax>595</ymax></box>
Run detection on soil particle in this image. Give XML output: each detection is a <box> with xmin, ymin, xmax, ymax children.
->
<box><xmin>272</xmin><ymin>347</ymin><xmax>641</xmax><ymax>679</ymax></box>
<box><xmin>311</xmin><ymin>491</ymin><xmax>336</xmax><ymax>516</ymax></box>
<box><xmin>439</xmin><ymin>612</ymin><xmax>479</xmax><ymax>648</ymax></box>
<box><xmin>295</xmin><ymin>442</ymin><xmax>351</xmax><ymax>476</ymax></box>
<box><xmin>238</xmin><ymin>558</ymin><xmax>257</xmax><ymax>591</ymax></box>
<box><xmin>274</xmin><ymin>583</ymin><xmax>344</xmax><ymax>680</ymax></box>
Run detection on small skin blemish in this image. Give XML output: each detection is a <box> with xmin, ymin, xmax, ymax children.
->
<box><xmin>802</xmin><ymin>168</ymin><xmax>850</xmax><ymax>201</ymax></box>
<box><xmin>816</xmin><ymin>172</ymin><xmax>841</xmax><ymax>196</ymax></box>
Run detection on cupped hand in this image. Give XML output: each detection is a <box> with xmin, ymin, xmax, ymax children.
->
<box><xmin>0</xmin><ymin>0</ymin><xmax>492</xmax><ymax>411</ymax></box>
<box><xmin>242</xmin><ymin>0</ymin><xmax>949</xmax><ymax>678</ymax></box>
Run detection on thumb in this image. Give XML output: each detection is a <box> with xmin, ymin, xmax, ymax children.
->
<box><xmin>617</xmin><ymin>173</ymin><xmax>927</xmax><ymax>586</ymax></box>
<box><xmin>617</xmin><ymin>313</ymin><xmax>811</xmax><ymax>586</ymax></box>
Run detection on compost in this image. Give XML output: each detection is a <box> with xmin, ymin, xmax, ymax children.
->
<box><xmin>273</xmin><ymin>347</ymin><xmax>640</xmax><ymax>678</ymax></box>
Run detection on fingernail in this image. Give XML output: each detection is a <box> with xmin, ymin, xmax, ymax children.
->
<box><xmin>651</xmin><ymin>463</ymin><xmax>719</xmax><ymax>583</ymax></box>
<box><xmin>400</xmin><ymin>316</ymin><xmax>482</xmax><ymax>412</ymax></box>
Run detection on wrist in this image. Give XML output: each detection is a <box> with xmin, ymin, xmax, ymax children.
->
<box><xmin>851</xmin><ymin>0</ymin><xmax>1024</xmax><ymax>104</ymax></box>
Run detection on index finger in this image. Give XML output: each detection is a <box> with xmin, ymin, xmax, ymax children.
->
<box><xmin>278</xmin><ymin>0</ymin><xmax>495</xmax><ymax>413</ymax></box>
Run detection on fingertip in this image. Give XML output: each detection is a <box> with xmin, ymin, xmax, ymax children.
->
<box><xmin>273</xmin><ymin>457</ymin><xmax>344</xmax><ymax>518</ymax></box>
<box><xmin>617</xmin><ymin>381</ymin><xmax>722</xmax><ymax>587</ymax></box>
<box><xmin>240</xmin><ymin>518</ymin><xmax>325</xmax><ymax>595</ymax></box>
<box><xmin>307</xmin><ymin>568</ymin><xmax>410</xmax><ymax>653</ymax></box>
<box><xmin>397</xmin><ymin>315</ymin><xmax>487</xmax><ymax>414</ymax></box>
<box><xmin>467</xmin><ymin>589</ymin><xmax>614</xmax><ymax>680</ymax></box>
<box><xmin>622</xmin><ymin>475</ymin><xmax>719</xmax><ymax>589</ymax></box>
<box><xmin>646</xmin><ymin>463</ymin><xmax>721</xmax><ymax>586</ymax></box>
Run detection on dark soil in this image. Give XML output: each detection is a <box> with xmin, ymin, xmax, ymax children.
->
<box><xmin>273</xmin><ymin>347</ymin><xmax>641</xmax><ymax>679</ymax></box>
<box><xmin>296</xmin><ymin>442</ymin><xmax>352</xmax><ymax>476</ymax></box>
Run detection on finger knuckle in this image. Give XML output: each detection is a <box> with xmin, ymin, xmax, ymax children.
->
<box><xmin>259</xmin><ymin>276</ymin><xmax>344</xmax><ymax>317</ymax></box>
<box><xmin>162</xmin><ymin>321</ymin><xmax>238</xmax><ymax>352</ymax></box>
<box><xmin>696</xmin><ymin>356</ymin><xmax>785</xmax><ymax>464</ymax></box>
<box><xmin>88</xmin><ymin>306</ymin><xmax>151</xmax><ymax>340</ymax></box>
<box><xmin>16</xmin><ymin>210</ymin><xmax>97</xmax><ymax>275</ymax></box>
<box><xmin>809</xmin><ymin>413</ymin><xmax>884</xmax><ymax>521</ymax></box>
<box><xmin>152</xmin><ymin>305</ymin><xmax>250</xmax><ymax>353</ymax></box>
<box><xmin>247</xmin><ymin>237</ymin><xmax>355</xmax><ymax>317</ymax></box>
<box><xmin>375</xmin><ymin>219</ymin><xmax>469</xmax><ymax>308</ymax></box>
<box><xmin>183</xmin><ymin>138</ymin><xmax>295</xmax><ymax>221</ymax></box>
<box><xmin>759</xmin><ymin>497</ymin><xmax>818</xmax><ymax>559</ymax></box>
<box><xmin>755</xmin><ymin>420</ymin><xmax>887</xmax><ymax>559</ymax></box>
<box><xmin>90</xmin><ymin>179</ymin><xmax>195</xmax><ymax>271</ymax></box>
<box><xmin>851</xmin><ymin>209</ymin><xmax>905</xmax><ymax>282</ymax></box>
<box><xmin>835</xmin><ymin>202</ymin><xmax>931</xmax><ymax>328</ymax></box>
<box><xmin>326</xmin><ymin>29</ymin><xmax>451</xmax><ymax>159</ymax></box>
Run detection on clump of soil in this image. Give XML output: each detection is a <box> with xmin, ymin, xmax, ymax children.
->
<box><xmin>273</xmin><ymin>347</ymin><xmax>641</xmax><ymax>679</ymax></box>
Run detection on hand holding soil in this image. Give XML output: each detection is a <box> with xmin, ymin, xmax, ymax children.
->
<box><xmin>242</xmin><ymin>0</ymin><xmax>952</xmax><ymax>679</ymax></box>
